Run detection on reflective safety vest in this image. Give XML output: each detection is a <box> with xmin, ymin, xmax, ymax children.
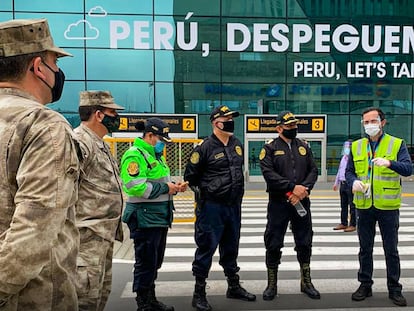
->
<box><xmin>352</xmin><ymin>133</ymin><xmax>402</xmax><ymax>210</ymax></box>
<box><xmin>121</xmin><ymin>138</ymin><xmax>171</xmax><ymax>204</ymax></box>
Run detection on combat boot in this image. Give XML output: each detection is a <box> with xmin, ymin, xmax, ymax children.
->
<box><xmin>300</xmin><ymin>263</ymin><xmax>320</xmax><ymax>299</ymax></box>
<box><xmin>149</xmin><ymin>284</ymin><xmax>174</xmax><ymax>311</ymax></box>
<box><xmin>192</xmin><ymin>278</ymin><xmax>212</xmax><ymax>311</ymax></box>
<box><xmin>263</xmin><ymin>266</ymin><xmax>278</xmax><ymax>300</ymax></box>
<box><xmin>226</xmin><ymin>274</ymin><xmax>256</xmax><ymax>301</ymax></box>
<box><xmin>136</xmin><ymin>289</ymin><xmax>153</xmax><ymax>311</ymax></box>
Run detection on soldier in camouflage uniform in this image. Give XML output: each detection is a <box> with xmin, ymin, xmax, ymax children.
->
<box><xmin>74</xmin><ymin>91</ymin><xmax>125</xmax><ymax>311</ymax></box>
<box><xmin>0</xmin><ymin>19</ymin><xmax>80</xmax><ymax>310</ymax></box>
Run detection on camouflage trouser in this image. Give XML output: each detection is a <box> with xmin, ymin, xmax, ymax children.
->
<box><xmin>76</xmin><ymin>231</ymin><xmax>114</xmax><ymax>311</ymax></box>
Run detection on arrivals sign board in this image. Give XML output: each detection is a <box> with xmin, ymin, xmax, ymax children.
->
<box><xmin>246</xmin><ymin>114</ymin><xmax>326</xmax><ymax>134</ymax></box>
<box><xmin>118</xmin><ymin>113</ymin><xmax>197</xmax><ymax>134</ymax></box>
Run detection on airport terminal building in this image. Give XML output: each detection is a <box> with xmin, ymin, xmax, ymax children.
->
<box><xmin>2</xmin><ymin>0</ymin><xmax>414</xmax><ymax>178</ymax></box>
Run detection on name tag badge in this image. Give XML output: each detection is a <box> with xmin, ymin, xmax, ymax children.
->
<box><xmin>214</xmin><ymin>152</ymin><xmax>225</xmax><ymax>159</ymax></box>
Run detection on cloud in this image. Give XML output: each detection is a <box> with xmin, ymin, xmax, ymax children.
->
<box><xmin>88</xmin><ymin>6</ymin><xmax>107</xmax><ymax>17</ymax></box>
<box><xmin>64</xmin><ymin>20</ymin><xmax>99</xmax><ymax>40</ymax></box>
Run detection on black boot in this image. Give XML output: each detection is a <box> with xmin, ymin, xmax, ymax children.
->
<box><xmin>149</xmin><ymin>284</ymin><xmax>174</xmax><ymax>311</ymax></box>
<box><xmin>136</xmin><ymin>289</ymin><xmax>153</xmax><ymax>311</ymax></box>
<box><xmin>192</xmin><ymin>278</ymin><xmax>212</xmax><ymax>311</ymax></box>
<box><xmin>226</xmin><ymin>274</ymin><xmax>256</xmax><ymax>301</ymax></box>
<box><xmin>300</xmin><ymin>263</ymin><xmax>320</xmax><ymax>299</ymax></box>
<box><xmin>263</xmin><ymin>267</ymin><xmax>278</xmax><ymax>300</ymax></box>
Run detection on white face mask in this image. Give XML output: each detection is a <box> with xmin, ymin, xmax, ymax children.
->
<box><xmin>364</xmin><ymin>123</ymin><xmax>381</xmax><ymax>137</ymax></box>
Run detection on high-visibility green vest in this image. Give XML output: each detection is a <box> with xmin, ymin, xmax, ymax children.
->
<box><xmin>120</xmin><ymin>138</ymin><xmax>173</xmax><ymax>228</ymax></box>
<box><xmin>352</xmin><ymin>133</ymin><xmax>402</xmax><ymax>210</ymax></box>
<box><xmin>120</xmin><ymin>138</ymin><xmax>171</xmax><ymax>203</ymax></box>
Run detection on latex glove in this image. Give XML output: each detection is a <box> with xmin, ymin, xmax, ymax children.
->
<box><xmin>372</xmin><ymin>157</ymin><xmax>390</xmax><ymax>167</ymax></box>
<box><xmin>352</xmin><ymin>180</ymin><xmax>365</xmax><ymax>193</ymax></box>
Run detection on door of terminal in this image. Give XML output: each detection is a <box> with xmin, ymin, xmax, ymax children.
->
<box><xmin>246</xmin><ymin>137</ymin><xmax>326</xmax><ymax>182</ymax></box>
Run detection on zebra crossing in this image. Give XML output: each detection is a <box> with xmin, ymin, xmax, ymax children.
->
<box><xmin>116</xmin><ymin>195</ymin><xmax>414</xmax><ymax>301</ymax></box>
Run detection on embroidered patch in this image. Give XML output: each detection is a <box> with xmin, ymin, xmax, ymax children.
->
<box><xmin>214</xmin><ymin>152</ymin><xmax>225</xmax><ymax>159</ymax></box>
<box><xmin>127</xmin><ymin>162</ymin><xmax>139</xmax><ymax>176</ymax></box>
<box><xmin>259</xmin><ymin>148</ymin><xmax>266</xmax><ymax>160</ymax></box>
<box><xmin>298</xmin><ymin>146</ymin><xmax>307</xmax><ymax>156</ymax></box>
<box><xmin>190</xmin><ymin>152</ymin><xmax>200</xmax><ymax>164</ymax></box>
<box><xmin>235</xmin><ymin>146</ymin><xmax>242</xmax><ymax>156</ymax></box>
<box><xmin>274</xmin><ymin>150</ymin><xmax>285</xmax><ymax>155</ymax></box>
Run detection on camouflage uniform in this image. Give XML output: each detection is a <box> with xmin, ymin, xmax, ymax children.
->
<box><xmin>74</xmin><ymin>124</ymin><xmax>124</xmax><ymax>311</ymax></box>
<box><xmin>0</xmin><ymin>88</ymin><xmax>80</xmax><ymax>310</ymax></box>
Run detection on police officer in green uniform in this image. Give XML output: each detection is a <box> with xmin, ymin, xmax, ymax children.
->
<box><xmin>120</xmin><ymin>118</ymin><xmax>187</xmax><ymax>311</ymax></box>
<box><xmin>346</xmin><ymin>107</ymin><xmax>412</xmax><ymax>306</ymax></box>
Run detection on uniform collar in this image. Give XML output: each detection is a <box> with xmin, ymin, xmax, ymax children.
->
<box><xmin>0</xmin><ymin>87</ymin><xmax>40</xmax><ymax>103</ymax></box>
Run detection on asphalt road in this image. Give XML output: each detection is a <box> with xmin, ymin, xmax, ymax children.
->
<box><xmin>105</xmin><ymin>181</ymin><xmax>414</xmax><ymax>311</ymax></box>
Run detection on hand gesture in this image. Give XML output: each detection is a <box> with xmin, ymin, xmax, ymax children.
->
<box><xmin>372</xmin><ymin>157</ymin><xmax>390</xmax><ymax>167</ymax></box>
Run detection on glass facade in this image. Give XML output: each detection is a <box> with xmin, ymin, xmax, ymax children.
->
<box><xmin>2</xmin><ymin>0</ymin><xmax>414</xmax><ymax>175</ymax></box>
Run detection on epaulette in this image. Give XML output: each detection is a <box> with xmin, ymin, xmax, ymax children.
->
<box><xmin>265</xmin><ymin>138</ymin><xmax>274</xmax><ymax>145</ymax></box>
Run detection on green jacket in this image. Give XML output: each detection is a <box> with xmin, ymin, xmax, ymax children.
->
<box><xmin>352</xmin><ymin>133</ymin><xmax>402</xmax><ymax>210</ymax></box>
<box><xmin>120</xmin><ymin>138</ymin><xmax>173</xmax><ymax>228</ymax></box>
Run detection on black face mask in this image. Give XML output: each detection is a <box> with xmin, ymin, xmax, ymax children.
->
<box><xmin>282</xmin><ymin>128</ymin><xmax>297</xmax><ymax>139</ymax></box>
<box><xmin>41</xmin><ymin>61</ymin><xmax>66</xmax><ymax>103</ymax></box>
<box><xmin>217</xmin><ymin>120</ymin><xmax>235</xmax><ymax>133</ymax></box>
<box><xmin>101</xmin><ymin>114</ymin><xmax>120</xmax><ymax>133</ymax></box>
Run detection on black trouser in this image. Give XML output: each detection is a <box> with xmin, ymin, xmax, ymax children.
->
<box><xmin>357</xmin><ymin>207</ymin><xmax>402</xmax><ymax>293</ymax></box>
<box><xmin>264</xmin><ymin>198</ymin><xmax>313</xmax><ymax>268</ymax></box>
<box><xmin>132</xmin><ymin>227</ymin><xmax>168</xmax><ymax>292</ymax></box>
<box><xmin>339</xmin><ymin>181</ymin><xmax>356</xmax><ymax>227</ymax></box>
<box><xmin>192</xmin><ymin>200</ymin><xmax>241</xmax><ymax>279</ymax></box>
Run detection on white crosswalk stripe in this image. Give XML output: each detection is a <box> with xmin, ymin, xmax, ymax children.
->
<box><xmin>118</xmin><ymin>196</ymin><xmax>414</xmax><ymax>298</ymax></box>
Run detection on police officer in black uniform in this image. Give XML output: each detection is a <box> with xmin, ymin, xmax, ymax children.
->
<box><xmin>184</xmin><ymin>105</ymin><xmax>256</xmax><ymax>311</ymax></box>
<box><xmin>259</xmin><ymin>111</ymin><xmax>320</xmax><ymax>301</ymax></box>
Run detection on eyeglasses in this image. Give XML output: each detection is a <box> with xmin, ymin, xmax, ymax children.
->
<box><xmin>361</xmin><ymin>118</ymin><xmax>381</xmax><ymax>125</ymax></box>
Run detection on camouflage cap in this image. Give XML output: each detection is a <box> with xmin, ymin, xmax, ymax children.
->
<box><xmin>0</xmin><ymin>18</ymin><xmax>71</xmax><ymax>58</ymax></box>
<box><xmin>79</xmin><ymin>90</ymin><xmax>125</xmax><ymax>110</ymax></box>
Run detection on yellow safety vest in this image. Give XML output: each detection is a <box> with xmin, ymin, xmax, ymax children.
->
<box><xmin>352</xmin><ymin>134</ymin><xmax>402</xmax><ymax>210</ymax></box>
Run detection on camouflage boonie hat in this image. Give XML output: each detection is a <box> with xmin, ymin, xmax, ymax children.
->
<box><xmin>0</xmin><ymin>18</ymin><xmax>71</xmax><ymax>57</ymax></box>
<box><xmin>79</xmin><ymin>91</ymin><xmax>125</xmax><ymax>110</ymax></box>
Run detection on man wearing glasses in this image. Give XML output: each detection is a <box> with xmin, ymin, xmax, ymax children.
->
<box><xmin>346</xmin><ymin>107</ymin><xmax>412</xmax><ymax>306</ymax></box>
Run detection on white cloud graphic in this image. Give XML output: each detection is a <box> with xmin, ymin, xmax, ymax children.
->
<box><xmin>88</xmin><ymin>6</ymin><xmax>107</xmax><ymax>17</ymax></box>
<box><xmin>64</xmin><ymin>20</ymin><xmax>99</xmax><ymax>40</ymax></box>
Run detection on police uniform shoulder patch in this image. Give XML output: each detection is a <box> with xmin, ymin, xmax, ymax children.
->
<box><xmin>190</xmin><ymin>152</ymin><xmax>200</xmax><ymax>164</ymax></box>
<box><xmin>298</xmin><ymin>146</ymin><xmax>307</xmax><ymax>156</ymax></box>
<box><xmin>259</xmin><ymin>148</ymin><xmax>266</xmax><ymax>160</ymax></box>
<box><xmin>235</xmin><ymin>145</ymin><xmax>242</xmax><ymax>156</ymax></box>
<box><xmin>127</xmin><ymin>161</ymin><xmax>139</xmax><ymax>176</ymax></box>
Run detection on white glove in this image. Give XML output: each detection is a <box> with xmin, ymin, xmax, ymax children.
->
<box><xmin>372</xmin><ymin>157</ymin><xmax>390</xmax><ymax>167</ymax></box>
<box><xmin>352</xmin><ymin>180</ymin><xmax>365</xmax><ymax>193</ymax></box>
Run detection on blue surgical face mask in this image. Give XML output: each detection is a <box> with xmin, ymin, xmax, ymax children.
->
<box><xmin>344</xmin><ymin>147</ymin><xmax>350</xmax><ymax>155</ymax></box>
<box><xmin>154</xmin><ymin>140</ymin><xmax>165</xmax><ymax>153</ymax></box>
